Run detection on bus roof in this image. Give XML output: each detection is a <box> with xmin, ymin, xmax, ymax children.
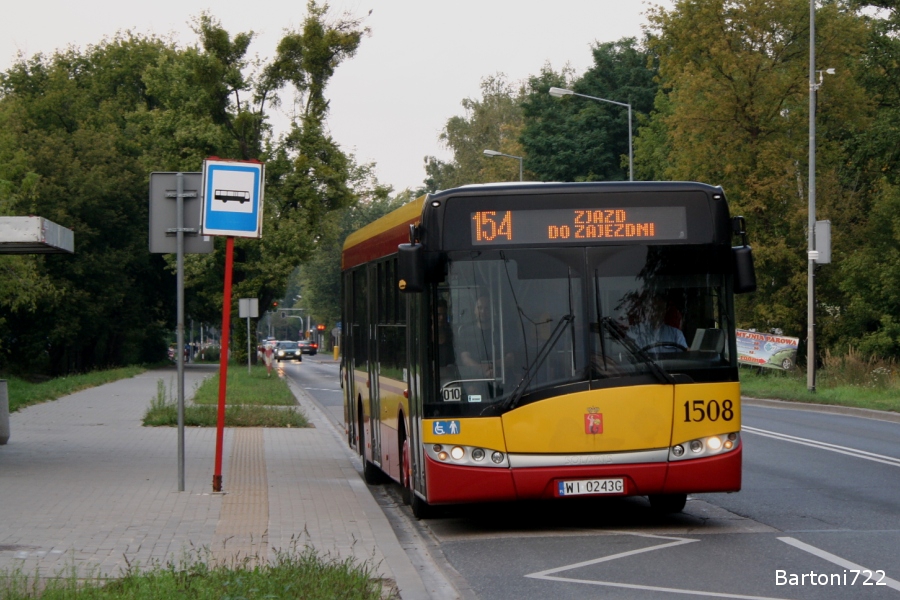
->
<box><xmin>340</xmin><ymin>181</ymin><xmax>728</xmax><ymax>270</ymax></box>
<box><xmin>342</xmin><ymin>195</ymin><xmax>425</xmax><ymax>270</ymax></box>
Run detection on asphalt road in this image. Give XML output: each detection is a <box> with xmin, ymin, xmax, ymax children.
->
<box><xmin>288</xmin><ymin>359</ymin><xmax>900</xmax><ymax>600</ymax></box>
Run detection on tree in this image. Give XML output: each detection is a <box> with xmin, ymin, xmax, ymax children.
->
<box><xmin>639</xmin><ymin>0</ymin><xmax>872</xmax><ymax>353</ymax></box>
<box><xmin>0</xmin><ymin>34</ymin><xmax>178</xmax><ymax>373</ymax></box>
<box><xmin>0</xmin><ymin>2</ymin><xmax>370</xmax><ymax>374</ymax></box>
<box><xmin>422</xmin><ymin>74</ymin><xmax>526</xmax><ymax>192</ymax></box>
<box><xmin>300</xmin><ymin>164</ymin><xmax>408</xmax><ymax>328</ymax></box>
<box><xmin>830</xmin><ymin>2</ymin><xmax>900</xmax><ymax>356</ymax></box>
<box><xmin>521</xmin><ymin>38</ymin><xmax>658</xmax><ymax>182</ymax></box>
<box><xmin>145</xmin><ymin>3</ymin><xmax>368</xmax><ymax>353</ymax></box>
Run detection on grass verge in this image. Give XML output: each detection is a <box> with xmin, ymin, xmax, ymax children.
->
<box><xmin>3</xmin><ymin>367</ymin><xmax>147</xmax><ymax>413</ymax></box>
<box><xmin>142</xmin><ymin>366</ymin><xmax>308</xmax><ymax>427</ymax></box>
<box><xmin>1</xmin><ymin>544</ymin><xmax>392</xmax><ymax>599</ymax></box>
<box><xmin>190</xmin><ymin>365</ymin><xmax>297</xmax><ymax>406</ymax></box>
<box><xmin>740</xmin><ymin>366</ymin><xmax>900</xmax><ymax>413</ymax></box>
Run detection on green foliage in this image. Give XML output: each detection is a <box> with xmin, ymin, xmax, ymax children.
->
<box><xmin>1</xmin><ymin>543</ymin><xmax>389</xmax><ymax>599</ymax></box>
<box><xmin>4</xmin><ymin>366</ymin><xmax>147</xmax><ymax>412</ymax></box>
<box><xmin>521</xmin><ymin>38</ymin><xmax>657</xmax><ymax>182</ymax></box>
<box><xmin>142</xmin><ymin>368</ymin><xmax>308</xmax><ymax>427</ymax></box>
<box><xmin>424</xmin><ymin>74</ymin><xmax>526</xmax><ymax>191</ymax></box>
<box><xmin>0</xmin><ymin>35</ymin><xmax>178</xmax><ymax>374</ymax></box>
<box><xmin>191</xmin><ymin>366</ymin><xmax>298</xmax><ymax>406</ymax></box>
<box><xmin>143</xmin><ymin>401</ymin><xmax>308</xmax><ymax>428</ymax></box>
<box><xmin>639</xmin><ymin>0</ymin><xmax>872</xmax><ymax>349</ymax></box>
<box><xmin>0</xmin><ymin>3</ymin><xmax>369</xmax><ymax>375</ymax></box>
<box><xmin>740</xmin><ymin>355</ymin><xmax>900</xmax><ymax>413</ymax></box>
<box><xmin>298</xmin><ymin>163</ymin><xmax>404</xmax><ymax>328</ymax></box>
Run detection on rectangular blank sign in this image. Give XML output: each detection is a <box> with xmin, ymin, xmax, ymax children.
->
<box><xmin>239</xmin><ymin>298</ymin><xmax>259</xmax><ymax>319</ymax></box>
<box><xmin>149</xmin><ymin>172</ymin><xmax>214</xmax><ymax>254</ymax></box>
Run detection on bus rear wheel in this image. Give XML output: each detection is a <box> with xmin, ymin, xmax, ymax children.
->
<box><xmin>359</xmin><ymin>400</ymin><xmax>385</xmax><ymax>485</ymax></box>
<box><xmin>648</xmin><ymin>493</ymin><xmax>687</xmax><ymax>514</ymax></box>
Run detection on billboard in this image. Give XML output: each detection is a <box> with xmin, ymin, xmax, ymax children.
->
<box><xmin>736</xmin><ymin>330</ymin><xmax>799</xmax><ymax>371</ymax></box>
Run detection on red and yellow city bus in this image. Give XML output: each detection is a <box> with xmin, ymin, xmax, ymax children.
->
<box><xmin>341</xmin><ymin>182</ymin><xmax>756</xmax><ymax>517</ymax></box>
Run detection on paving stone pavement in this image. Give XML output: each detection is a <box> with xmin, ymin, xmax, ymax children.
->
<box><xmin>0</xmin><ymin>364</ymin><xmax>430</xmax><ymax>598</ymax></box>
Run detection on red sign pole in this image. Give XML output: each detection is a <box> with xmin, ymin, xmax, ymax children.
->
<box><xmin>212</xmin><ymin>236</ymin><xmax>234</xmax><ymax>492</ymax></box>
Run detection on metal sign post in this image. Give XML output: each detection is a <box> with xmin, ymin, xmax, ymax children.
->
<box><xmin>201</xmin><ymin>158</ymin><xmax>264</xmax><ymax>493</ymax></box>
<box><xmin>149</xmin><ymin>172</ymin><xmax>213</xmax><ymax>492</ymax></box>
<box><xmin>239</xmin><ymin>299</ymin><xmax>260</xmax><ymax>374</ymax></box>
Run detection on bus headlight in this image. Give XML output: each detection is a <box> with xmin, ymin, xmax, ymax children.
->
<box><xmin>670</xmin><ymin>433</ymin><xmax>740</xmax><ymax>461</ymax></box>
<box><xmin>424</xmin><ymin>443</ymin><xmax>508</xmax><ymax>467</ymax></box>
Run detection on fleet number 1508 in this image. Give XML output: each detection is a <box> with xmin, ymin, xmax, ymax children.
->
<box><xmin>683</xmin><ymin>399</ymin><xmax>734</xmax><ymax>422</ymax></box>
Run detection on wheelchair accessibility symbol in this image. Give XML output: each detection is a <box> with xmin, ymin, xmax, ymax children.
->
<box><xmin>432</xmin><ymin>420</ymin><xmax>460</xmax><ymax>435</ymax></box>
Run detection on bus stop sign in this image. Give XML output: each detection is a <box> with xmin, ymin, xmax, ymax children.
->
<box><xmin>200</xmin><ymin>159</ymin><xmax>265</xmax><ymax>238</ymax></box>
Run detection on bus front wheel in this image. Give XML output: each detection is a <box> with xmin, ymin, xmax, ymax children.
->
<box><xmin>648</xmin><ymin>493</ymin><xmax>687</xmax><ymax>514</ymax></box>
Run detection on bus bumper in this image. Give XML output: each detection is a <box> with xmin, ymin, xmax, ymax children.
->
<box><xmin>423</xmin><ymin>444</ymin><xmax>741</xmax><ymax>504</ymax></box>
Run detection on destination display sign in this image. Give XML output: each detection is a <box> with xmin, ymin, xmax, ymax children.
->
<box><xmin>470</xmin><ymin>207</ymin><xmax>688</xmax><ymax>245</ymax></box>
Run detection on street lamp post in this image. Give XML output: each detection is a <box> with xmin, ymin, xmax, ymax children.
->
<box><xmin>483</xmin><ymin>149</ymin><xmax>523</xmax><ymax>181</ymax></box>
<box><xmin>549</xmin><ymin>87</ymin><xmax>633</xmax><ymax>181</ymax></box>
<box><xmin>807</xmin><ymin>0</ymin><xmax>835</xmax><ymax>392</ymax></box>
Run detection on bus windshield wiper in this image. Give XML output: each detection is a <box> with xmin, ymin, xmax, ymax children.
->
<box><xmin>601</xmin><ymin>317</ymin><xmax>675</xmax><ymax>385</ymax></box>
<box><xmin>504</xmin><ymin>314</ymin><xmax>574</xmax><ymax>410</ymax></box>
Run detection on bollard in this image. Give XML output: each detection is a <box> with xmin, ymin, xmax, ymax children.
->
<box><xmin>333</xmin><ymin>345</ymin><xmax>339</xmax><ymax>361</ymax></box>
<box><xmin>0</xmin><ymin>380</ymin><xmax>9</xmax><ymax>445</ymax></box>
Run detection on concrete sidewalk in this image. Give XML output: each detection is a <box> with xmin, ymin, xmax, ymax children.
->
<box><xmin>0</xmin><ymin>365</ymin><xmax>431</xmax><ymax>598</ymax></box>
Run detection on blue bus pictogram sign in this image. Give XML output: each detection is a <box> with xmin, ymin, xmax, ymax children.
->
<box><xmin>200</xmin><ymin>159</ymin><xmax>264</xmax><ymax>238</ymax></box>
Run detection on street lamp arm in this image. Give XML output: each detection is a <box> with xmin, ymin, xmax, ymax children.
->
<box><xmin>547</xmin><ymin>87</ymin><xmax>634</xmax><ymax>181</ymax></box>
<box><xmin>483</xmin><ymin>149</ymin><xmax>522</xmax><ymax>161</ymax></box>
<box><xmin>572</xmin><ymin>92</ymin><xmax>631</xmax><ymax>110</ymax></box>
<box><xmin>549</xmin><ymin>86</ymin><xmax>630</xmax><ymax>110</ymax></box>
<box><xmin>483</xmin><ymin>148</ymin><xmax>524</xmax><ymax>182</ymax></box>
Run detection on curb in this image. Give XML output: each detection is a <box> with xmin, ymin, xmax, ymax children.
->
<box><xmin>742</xmin><ymin>396</ymin><xmax>900</xmax><ymax>424</ymax></box>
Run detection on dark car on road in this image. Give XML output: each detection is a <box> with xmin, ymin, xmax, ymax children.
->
<box><xmin>298</xmin><ymin>340</ymin><xmax>318</xmax><ymax>355</ymax></box>
<box><xmin>275</xmin><ymin>341</ymin><xmax>302</xmax><ymax>362</ymax></box>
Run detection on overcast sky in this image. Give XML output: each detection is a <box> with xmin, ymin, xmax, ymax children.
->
<box><xmin>2</xmin><ymin>1</ymin><xmax>670</xmax><ymax>193</ymax></box>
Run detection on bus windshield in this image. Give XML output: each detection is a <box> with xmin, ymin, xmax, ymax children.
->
<box><xmin>432</xmin><ymin>245</ymin><xmax>735</xmax><ymax>415</ymax></box>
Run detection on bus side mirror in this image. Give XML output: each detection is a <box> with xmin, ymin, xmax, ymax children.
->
<box><xmin>731</xmin><ymin>215</ymin><xmax>756</xmax><ymax>294</ymax></box>
<box><xmin>398</xmin><ymin>243</ymin><xmax>425</xmax><ymax>293</ymax></box>
<box><xmin>732</xmin><ymin>245</ymin><xmax>756</xmax><ymax>294</ymax></box>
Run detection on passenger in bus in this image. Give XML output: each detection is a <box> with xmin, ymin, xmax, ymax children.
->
<box><xmin>436</xmin><ymin>300</ymin><xmax>455</xmax><ymax>366</ymax></box>
<box><xmin>457</xmin><ymin>294</ymin><xmax>517</xmax><ymax>399</ymax></box>
<box><xmin>458</xmin><ymin>296</ymin><xmax>497</xmax><ymax>375</ymax></box>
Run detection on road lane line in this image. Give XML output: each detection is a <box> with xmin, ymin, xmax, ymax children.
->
<box><xmin>778</xmin><ymin>537</ymin><xmax>900</xmax><ymax>592</ymax></box>
<box><xmin>526</xmin><ymin>532</ymin><xmax>697</xmax><ymax>578</ymax></box>
<box><xmin>742</xmin><ymin>426</ymin><xmax>900</xmax><ymax>468</ymax></box>
<box><xmin>526</xmin><ymin>532</ymin><xmax>792</xmax><ymax>599</ymax></box>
